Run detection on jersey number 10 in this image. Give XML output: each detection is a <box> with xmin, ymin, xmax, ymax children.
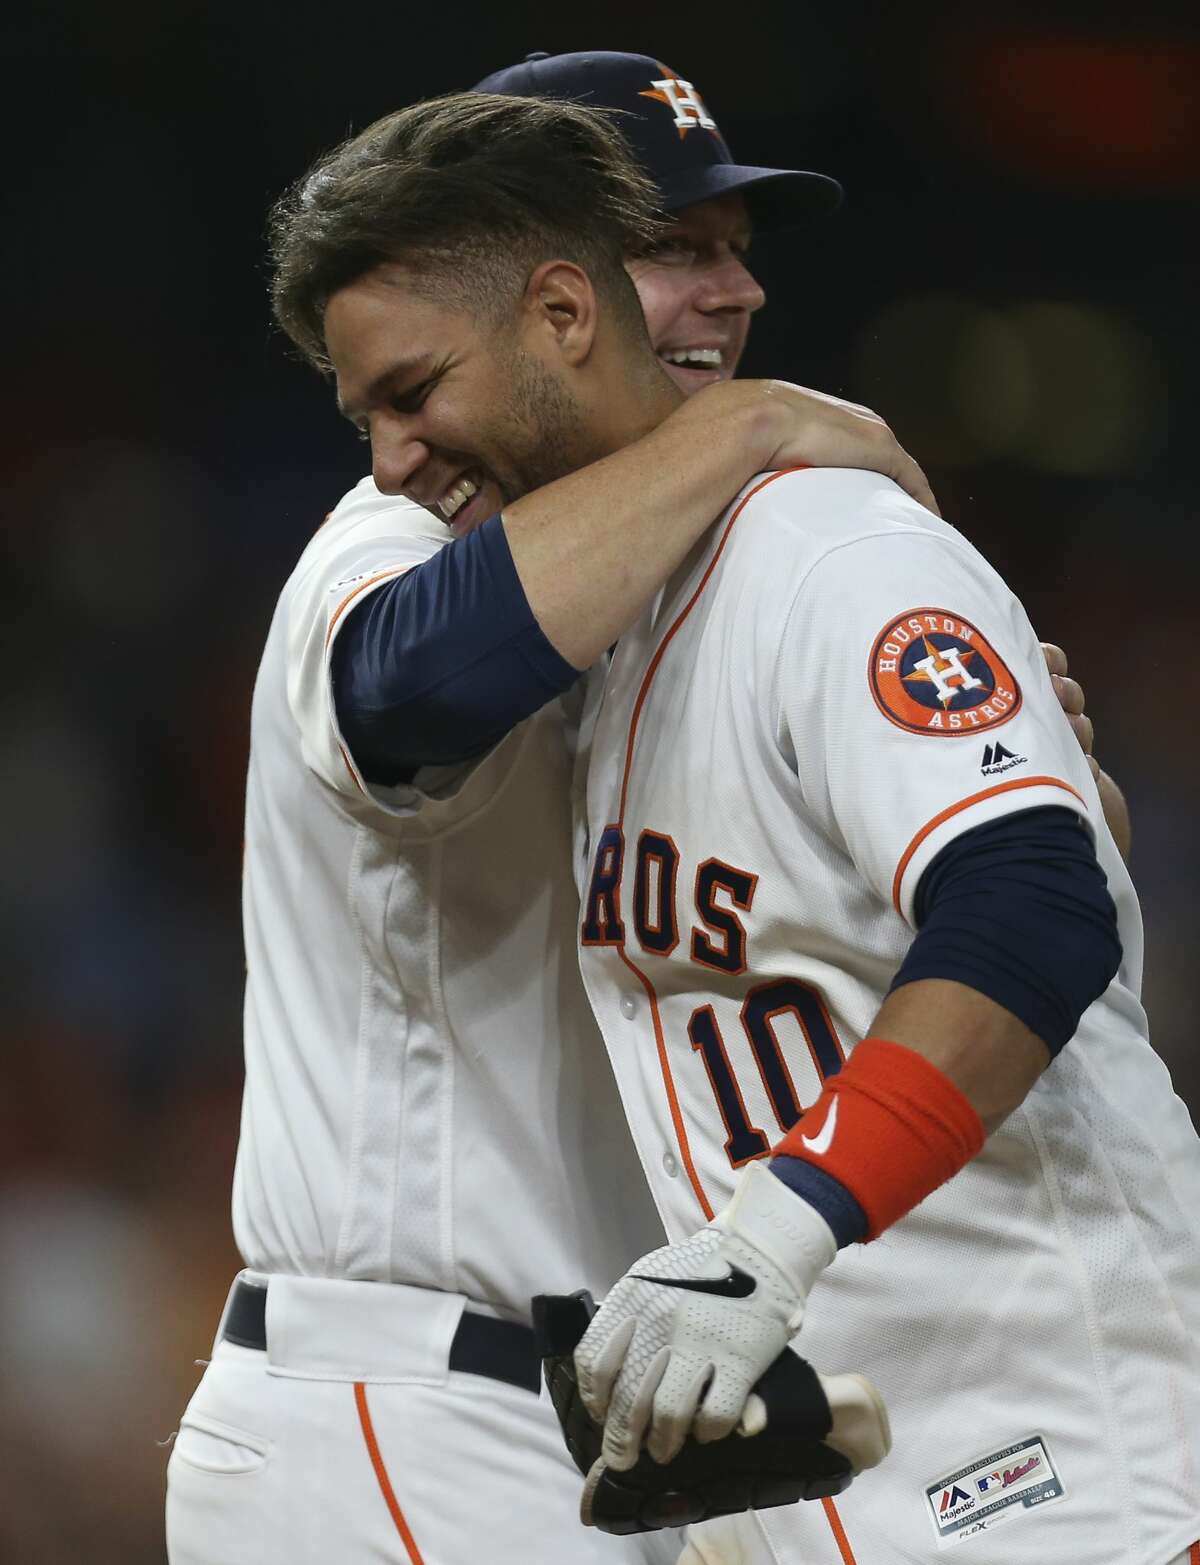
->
<box><xmin>689</xmin><ymin>979</ymin><xmax>844</xmax><ymax>1165</ymax></box>
<box><xmin>583</xmin><ymin>825</ymin><xmax>846</xmax><ymax>1168</ymax></box>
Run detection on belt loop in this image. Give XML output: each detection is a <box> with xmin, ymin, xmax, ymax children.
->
<box><xmin>212</xmin><ymin>1269</ymin><xmax>261</xmax><ymax>1356</ymax></box>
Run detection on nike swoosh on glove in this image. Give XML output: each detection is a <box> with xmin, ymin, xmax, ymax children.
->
<box><xmin>575</xmin><ymin>1161</ymin><xmax>838</xmax><ymax>1470</ymax></box>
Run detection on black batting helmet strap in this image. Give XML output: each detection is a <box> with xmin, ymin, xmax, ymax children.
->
<box><xmin>473</xmin><ymin>50</ymin><xmax>842</xmax><ymax>228</ymax></box>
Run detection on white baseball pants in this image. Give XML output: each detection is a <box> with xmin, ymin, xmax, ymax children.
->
<box><xmin>166</xmin><ymin>1272</ymin><xmax>678</xmax><ymax>1565</ymax></box>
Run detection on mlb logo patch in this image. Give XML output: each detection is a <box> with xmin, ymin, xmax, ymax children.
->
<box><xmin>924</xmin><ymin>1435</ymin><xmax>1064</xmax><ymax>1547</ymax></box>
<box><xmin>976</xmin><ymin>1452</ymin><xmax>1042</xmax><ymax>1495</ymax></box>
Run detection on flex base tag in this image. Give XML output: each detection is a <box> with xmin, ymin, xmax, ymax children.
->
<box><xmin>925</xmin><ymin>1434</ymin><xmax>1064</xmax><ymax>1548</ymax></box>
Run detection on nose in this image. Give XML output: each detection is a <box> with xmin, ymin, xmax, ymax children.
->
<box><xmin>370</xmin><ymin>416</ymin><xmax>431</xmax><ymax>497</ymax></box>
<box><xmin>694</xmin><ymin>252</ymin><xmax>766</xmax><ymax>317</ymax></box>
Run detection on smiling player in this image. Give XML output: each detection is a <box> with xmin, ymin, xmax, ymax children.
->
<box><xmin>165</xmin><ymin>73</ymin><xmax>936</xmax><ymax>1565</ymax></box>
<box><xmin>169</xmin><ymin>60</ymin><xmax>1132</xmax><ymax>1565</ymax></box>
<box><xmin>268</xmin><ymin>90</ymin><xmax>1197</xmax><ymax>1565</ymax></box>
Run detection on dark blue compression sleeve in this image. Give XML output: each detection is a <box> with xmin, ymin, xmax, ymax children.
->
<box><xmin>890</xmin><ymin>805</ymin><xmax>1121</xmax><ymax>1055</ymax></box>
<box><xmin>332</xmin><ymin>513</ymin><xmax>580</xmax><ymax>785</ymax></box>
<box><xmin>773</xmin><ymin>805</ymin><xmax>1120</xmax><ymax>1248</ymax></box>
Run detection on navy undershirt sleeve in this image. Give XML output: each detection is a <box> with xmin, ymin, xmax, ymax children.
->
<box><xmin>331</xmin><ymin>513</ymin><xmax>580</xmax><ymax>785</ymax></box>
<box><xmin>771</xmin><ymin>805</ymin><xmax>1120</xmax><ymax>1249</ymax></box>
<box><xmin>890</xmin><ymin>804</ymin><xmax>1121</xmax><ymax>1055</ymax></box>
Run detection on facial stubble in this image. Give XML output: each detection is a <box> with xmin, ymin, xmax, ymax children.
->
<box><xmin>496</xmin><ymin>349</ymin><xmax>590</xmax><ymax>502</ymax></box>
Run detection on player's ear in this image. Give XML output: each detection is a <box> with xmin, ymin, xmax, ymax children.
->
<box><xmin>521</xmin><ymin>260</ymin><xmax>597</xmax><ymax>367</ymax></box>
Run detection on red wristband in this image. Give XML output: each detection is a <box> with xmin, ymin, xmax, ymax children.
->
<box><xmin>772</xmin><ymin>1038</ymin><xmax>985</xmax><ymax>1240</ymax></box>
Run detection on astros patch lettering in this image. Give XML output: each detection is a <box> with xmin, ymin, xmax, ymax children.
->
<box><xmin>869</xmin><ymin>607</ymin><xmax>1021</xmax><ymax>736</ymax></box>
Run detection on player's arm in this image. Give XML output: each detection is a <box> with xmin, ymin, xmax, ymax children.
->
<box><xmin>765</xmin><ymin>801</ymin><xmax>1119</xmax><ymax>1232</ymax></box>
<box><xmin>1041</xmin><ymin>640</ymin><xmax>1132</xmax><ymax>863</ymax></box>
<box><xmin>333</xmin><ymin>380</ymin><xmax>933</xmax><ymax>783</ymax></box>
<box><xmin>501</xmin><ymin>379</ymin><xmax>935</xmax><ymax>672</ymax></box>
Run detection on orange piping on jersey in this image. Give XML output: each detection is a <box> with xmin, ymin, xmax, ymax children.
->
<box><xmin>354</xmin><ymin>1382</ymin><xmax>427</xmax><ymax>1564</ymax></box>
<box><xmin>610</xmin><ymin>468</ymin><xmax>806</xmax><ymax>1222</ymax></box>
<box><xmin>617</xmin><ymin>468</ymin><xmax>804</xmax><ymax>821</ymax></box>
<box><xmin>1188</xmin><ymin>1543</ymin><xmax>1199</xmax><ymax>1565</ymax></box>
<box><xmin>891</xmin><ymin>776</ymin><xmax>1088</xmax><ymax>915</ymax></box>
<box><xmin>820</xmin><ymin>1496</ymin><xmax>859</xmax><ymax>1564</ymax></box>
<box><xmin>338</xmin><ymin>741</ymin><xmax>368</xmax><ymax>795</ymax></box>
<box><xmin>619</xmin><ymin>943</ymin><xmax>714</xmax><ymax>1220</ymax></box>
<box><xmin>325</xmin><ymin>565</ymin><xmax>415</xmax><ymax>649</ymax></box>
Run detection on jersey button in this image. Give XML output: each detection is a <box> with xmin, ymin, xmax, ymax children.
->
<box><xmin>620</xmin><ymin>996</ymin><xmax>637</xmax><ymax>1019</ymax></box>
<box><xmin>662</xmin><ymin>1151</ymin><xmax>679</xmax><ymax>1178</ymax></box>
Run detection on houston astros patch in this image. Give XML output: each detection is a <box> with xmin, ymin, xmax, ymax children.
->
<box><xmin>869</xmin><ymin>608</ymin><xmax>1021</xmax><ymax>736</ymax></box>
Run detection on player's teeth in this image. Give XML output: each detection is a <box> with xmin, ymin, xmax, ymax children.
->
<box><xmin>662</xmin><ymin>348</ymin><xmax>723</xmax><ymax>368</ymax></box>
<box><xmin>439</xmin><ymin>476</ymin><xmax>479</xmax><ymax>521</ymax></box>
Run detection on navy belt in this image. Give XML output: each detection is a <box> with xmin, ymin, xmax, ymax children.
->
<box><xmin>222</xmin><ymin>1277</ymin><xmax>543</xmax><ymax>1395</ymax></box>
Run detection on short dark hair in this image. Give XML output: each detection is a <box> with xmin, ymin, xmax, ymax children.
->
<box><xmin>268</xmin><ymin>92</ymin><xmax>669</xmax><ymax>372</ymax></box>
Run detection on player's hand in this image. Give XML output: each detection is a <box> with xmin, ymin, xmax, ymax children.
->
<box><xmin>1041</xmin><ymin>642</ymin><xmax>1095</xmax><ymax>772</ymax></box>
<box><xmin>749</xmin><ymin>380</ymin><xmax>940</xmax><ymax>517</ymax></box>
<box><xmin>574</xmin><ymin>1162</ymin><xmax>837</xmax><ymax>1471</ymax></box>
<box><xmin>1041</xmin><ymin>641</ymin><xmax>1132</xmax><ymax>862</ymax></box>
<box><xmin>534</xmin><ymin>1289</ymin><xmax>891</xmax><ymax>1533</ymax></box>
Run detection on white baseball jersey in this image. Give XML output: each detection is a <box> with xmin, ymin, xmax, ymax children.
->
<box><xmin>233</xmin><ymin>475</ymin><xmax>662</xmax><ymax>1311</ymax></box>
<box><xmin>576</xmin><ymin>468</ymin><xmax>1200</xmax><ymax>1565</ymax></box>
<box><xmin>172</xmin><ymin>478</ymin><xmax>680</xmax><ymax>1565</ymax></box>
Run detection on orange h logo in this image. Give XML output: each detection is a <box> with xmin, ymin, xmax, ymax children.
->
<box><xmin>640</xmin><ymin>69</ymin><xmax>718</xmax><ymax>137</ymax></box>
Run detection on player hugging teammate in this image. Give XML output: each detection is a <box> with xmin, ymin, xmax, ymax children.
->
<box><xmin>165</xmin><ymin>51</ymin><xmax>1196</xmax><ymax>1565</ymax></box>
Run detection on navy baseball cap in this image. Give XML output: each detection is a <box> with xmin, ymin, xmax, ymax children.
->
<box><xmin>473</xmin><ymin>51</ymin><xmax>842</xmax><ymax>229</ymax></box>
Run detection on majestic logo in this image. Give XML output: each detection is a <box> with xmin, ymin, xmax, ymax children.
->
<box><xmin>939</xmin><ymin>1485</ymin><xmax>974</xmax><ymax>1513</ymax></box>
<box><xmin>977</xmin><ymin>1455</ymin><xmax>1041</xmax><ymax>1494</ymax></box>
<box><xmin>639</xmin><ymin>66</ymin><xmax>719</xmax><ymax>138</ymax></box>
<box><xmin>981</xmin><ymin>741</ymin><xmax>1027</xmax><ymax>776</ymax></box>
<box><xmin>632</xmin><ymin>1265</ymin><xmax>757</xmax><ymax>1299</ymax></box>
<box><xmin>869</xmin><ymin>608</ymin><xmax>1022</xmax><ymax>737</ymax></box>
<box><xmin>800</xmin><ymin>1097</ymin><xmax>839</xmax><ymax>1156</ymax></box>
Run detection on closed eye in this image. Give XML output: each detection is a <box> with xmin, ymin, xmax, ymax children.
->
<box><xmin>390</xmin><ymin>374</ymin><xmax>440</xmax><ymax>416</ymax></box>
<box><xmin>353</xmin><ymin>380</ymin><xmax>436</xmax><ymax>439</ymax></box>
<box><xmin>640</xmin><ymin>237</ymin><xmax>699</xmax><ymax>265</ymax></box>
<box><xmin>638</xmin><ymin>237</ymin><xmax>754</xmax><ymax>268</ymax></box>
<box><xmin>340</xmin><ymin>359</ymin><xmax>446</xmax><ymax>439</ymax></box>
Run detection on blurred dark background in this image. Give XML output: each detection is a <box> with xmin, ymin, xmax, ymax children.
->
<box><xmin>3</xmin><ymin>2</ymin><xmax>1197</xmax><ymax>1558</ymax></box>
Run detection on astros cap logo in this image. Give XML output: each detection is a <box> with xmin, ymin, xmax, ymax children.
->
<box><xmin>639</xmin><ymin>64</ymin><xmax>719</xmax><ymax>138</ymax></box>
<box><xmin>869</xmin><ymin>607</ymin><xmax>1022</xmax><ymax>735</ymax></box>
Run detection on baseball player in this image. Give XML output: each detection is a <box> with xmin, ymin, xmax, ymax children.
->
<box><xmin>167</xmin><ymin>65</ymin><xmax>1135</xmax><ymax>1565</ymax></box>
<box><xmin>266</xmin><ymin>90</ymin><xmax>1198</xmax><ymax>1565</ymax></box>
<box><xmin>164</xmin><ymin>82</ymin><xmax>941</xmax><ymax>1565</ymax></box>
<box><xmin>571</xmin><ymin>451</ymin><xmax>1200</xmax><ymax>1563</ymax></box>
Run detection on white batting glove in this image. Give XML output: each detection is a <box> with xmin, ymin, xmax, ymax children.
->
<box><xmin>575</xmin><ymin>1161</ymin><xmax>838</xmax><ymax>1470</ymax></box>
